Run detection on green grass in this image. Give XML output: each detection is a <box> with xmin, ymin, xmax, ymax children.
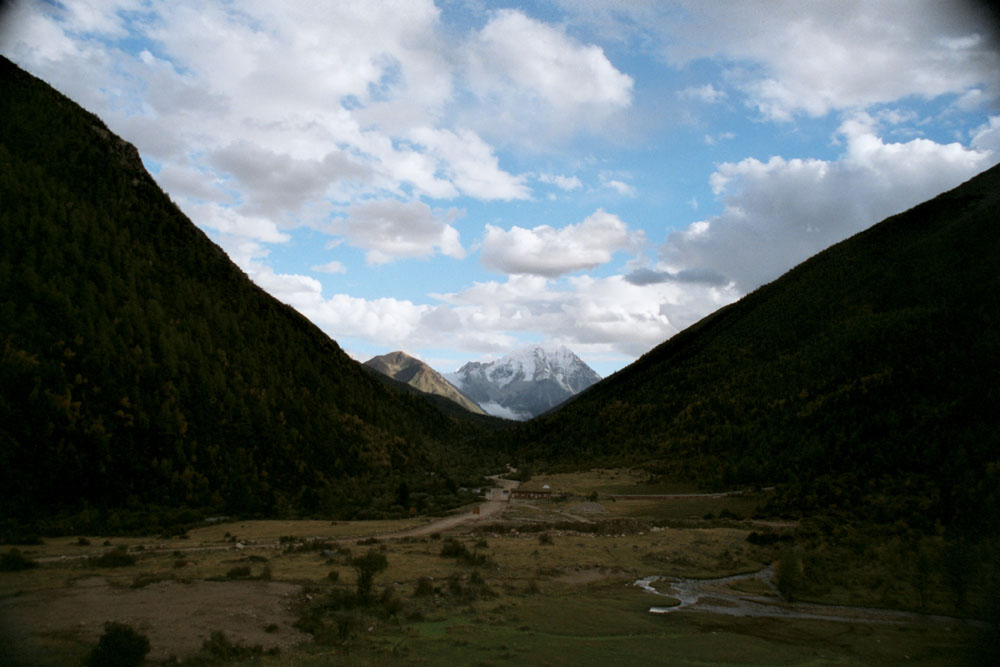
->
<box><xmin>2</xmin><ymin>508</ymin><xmax>987</xmax><ymax>667</ymax></box>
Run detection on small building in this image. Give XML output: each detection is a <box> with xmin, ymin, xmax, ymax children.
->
<box><xmin>510</xmin><ymin>489</ymin><xmax>552</xmax><ymax>500</ymax></box>
<box><xmin>485</xmin><ymin>488</ymin><xmax>511</xmax><ymax>501</ymax></box>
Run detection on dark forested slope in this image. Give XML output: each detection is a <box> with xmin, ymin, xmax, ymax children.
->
<box><xmin>513</xmin><ymin>162</ymin><xmax>1000</xmax><ymax>531</ymax></box>
<box><xmin>0</xmin><ymin>57</ymin><xmax>492</xmax><ymax>531</ymax></box>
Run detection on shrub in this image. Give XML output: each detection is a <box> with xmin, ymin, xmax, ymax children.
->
<box><xmin>379</xmin><ymin>585</ymin><xmax>403</xmax><ymax>617</ymax></box>
<box><xmin>440</xmin><ymin>538</ymin><xmax>468</xmax><ymax>558</ymax></box>
<box><xmin>0</xmin><ymin>548</ymin><xmax>38</xmax><ymax>572</ymax></box>
<box><xmin>91</xmin><ymin>546</ymin><xmax>135</xmax><ymax>568</ymax></box>
<box><xmin>440</xmin><ymin>538</ymin><xmax>491</xmax><ymax>566</ymax></box>
<box><xmin>413</xmin><ymin>576</ymin><xmax>435</xmax><ymax>597</ymax></box>
<box><xmin>84</xmin><ymin>622</ymin><xmax>150</xmax><ymax>667</ymax></box>
<box><xmin>199</xmin><ymin>630</ymin><xmax>273</xmax><ymax>660</ymax></box>
<box><xmin>538</xmin><ymin>533</ymin><xmax>553</xmax><ymax>546</ymax></box>
<box><xmin>350</xmin><ymin>549</ymin><xmax>388</xmax><ymax>603</ymax></box>
<box><xmin>225</xmin><ymin>565</ymin><xmax>252</xmax><ymax>579</ymax></box>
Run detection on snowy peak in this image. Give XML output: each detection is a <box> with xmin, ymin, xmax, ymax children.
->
<box><xmin>488</xmin><ymin>344</ymin><xmax>597</xmax><ymax>391</ymax></box>
<box><xmin>447</xmin><ymin>344</ymin><xmax>600</xmax><ymax>420</ymax></box>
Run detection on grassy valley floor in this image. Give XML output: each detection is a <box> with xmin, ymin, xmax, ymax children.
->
<box><xmin>0</xmin><ymin>469</ymin><xmax>990</xmax><ymax>666</ymax></box>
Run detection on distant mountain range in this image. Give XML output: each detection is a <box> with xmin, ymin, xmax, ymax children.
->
<box><xmin>363</xmin><ymin>351</ymin><xmax>485</xmax><ymax>415</ymax></box>
<box><xmin>446</xmin><ymin>344</ymin><xmax>601</xmax><ymax>420</ymax></box>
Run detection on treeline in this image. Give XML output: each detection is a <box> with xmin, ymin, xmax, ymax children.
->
<box><xmin>509</xmin><ymin>162</ymin><xmax>1000</xmax><ymax>536</ymax></box>
<box><xmin>0</xmin><ymin>57</ymin><xmax>498</xmax><ymax>537</ymax></box>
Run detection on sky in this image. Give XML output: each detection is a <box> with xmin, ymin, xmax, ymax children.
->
<box><xmin>2</xmin><ymin>0</ymin><xmax>999</xmax><ymax>377</ymax></box>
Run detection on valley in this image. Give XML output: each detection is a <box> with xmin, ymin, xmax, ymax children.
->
<box><xmin>1</xmin><ymin>470</ymin><xmax>987</xmax><ymax>666</ymax></box>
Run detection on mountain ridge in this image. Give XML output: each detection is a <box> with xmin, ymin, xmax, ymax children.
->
<box><xmin>0</xmin><ymin>56</ymin><xmax>495</xmax><ymax>531</ymax></box>
<box><xmin>510</xmin><ymin>162</ymin><xmax>1000</xmax><ymax>533</ymax></box>
<box><xmin>364</xmin><ymin>351</ymin><xmax>485</xmax><ymax>415</ymax></box>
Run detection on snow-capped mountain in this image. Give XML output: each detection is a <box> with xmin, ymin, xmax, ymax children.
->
<box><xmin>445</xmin><ymin>344</ymin><xmax>601</xmax><ymax>420</ymax></box>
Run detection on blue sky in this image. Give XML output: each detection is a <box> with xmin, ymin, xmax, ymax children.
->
<box><xmin>3</xmin><ymin>0</ymin><xmax>999</xmax><ymax>377</ymax></box>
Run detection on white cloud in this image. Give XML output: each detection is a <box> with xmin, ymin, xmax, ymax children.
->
<box><xmin>704</xmin><ymin>131</ymin><xmax>736</xmax><ymax>145</ymax></box>
<box><xmin>190</xmin><ymin>203</ymin><xmax>290</xmax><ymax>245</ymax></box>
<box><xmin>694</xmin><ymin>0</ymin><xmax>1000</xmax><ymax>120</ymax></box>
<box><xmin>311</xmin><ymin>261</ymin><xmax>347</xmax><ymax>274</ymax></box>
<box><xmin>678</xmin><ymin>83</ymin><xmax>727</xmax><ymax>103</ymax></box>
<box><xmin>971</xmin><ymin>115</ymin><xmax>1000</xmax><ymax>152</ymax></box>
<box><xmin>410</xmin><ymin>127</ymin><xmax>531</xmax><ymax>200</ymax></box>
<box><xmin>658</xmin><ymin>118</ymin><xmax>996</xmax><ymax>292</ymax></box>
<box><xmin>480</xmin><ymin>209</ymin><xmax>641</xmax><ymax>277</ymax></box>
<box><xmin>470</xmin><ymin>9</ymin><xmax>633</xmax><ymax>109</ymax></box>
<box><xmin>461</xmin><ymin>8</ymin><xmax>634</xmax><ymax>140</ymax></box>
<box><xmin>433</xmin><ymin>273</ymin><xmax>738</xmax><ymax>358</ymax></box>
<box><xmin>208</xmin><ymin>142</ymin><xmax>374</xmax><ymax>220</ymax></box>
<box><xmin>601</xmin><ymin>174</ymin><xmax>636</xmax><ymax>196</ymax></box>
<box><xmin>342</xmin><ymin>199</ymin><xmax>465</xmax><ymax>265</ymax></box>
<box><xmin>556</xmin><ymin>0</ymin><xmax>1000</xmax><ymax>121</ymax></box>
<box><xmin>538</xmin><ymin>173</ymin><xmax>583</xmax><ymax>191</ymax></box>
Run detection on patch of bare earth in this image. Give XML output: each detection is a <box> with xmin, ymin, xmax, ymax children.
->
<box><xmin>555</xmin><ymin>567</ymin><xmax>629</xmax><ymax>585</ymax></box>
<box><xmin>0</xmin><ymin>576</ymin><xmax>307</xmax><ymax>664</ymax></box>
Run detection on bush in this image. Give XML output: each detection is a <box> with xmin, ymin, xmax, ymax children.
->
<box><xmin>440</xmin><ymin>538</ymin><xmax>491</xmax><ymax>566</ymax></box>
<box><xmin>350</xmin><ymin>549</ymin><xmax>388</xmax><ymax>603</ymax></box>
<box><xmin>198</xmin><ymin>630</ymin><xmax>273</xmax><ymax>660</ymax></box>
<box><xmin>413</xmin><ymin>576</ymin><xmax>435</xmax><ymax>597</ymax></box>
<box><xmin>440</xmin><ymin>538</ymin><xmax>468</xmax><ymax>558</ymax></box>
<box><xmin>0</xmin><ymin>548</ymin><xmax>38</xmax><ymax>572</ymax></box>
<box><xmin>225</xmin><ymin>565</ymin><xmax>252</xmax><ymax>579</ymax></box>
<box><xmin>91</xmin><ymin>546</ymin><xmax>136</xmax><ymax>568</ymax></box>
<box><xmin>538</xmin><ymin>533</ymin><xmax>553</xmax><ymax>546</ymax></box>
<box><xmin>84</xmin><ymin>622</ymin><xmax>150</xmax><ymax>667</ymax></box>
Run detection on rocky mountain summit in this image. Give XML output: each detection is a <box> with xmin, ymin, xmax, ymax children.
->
<box><xmin>446</xmin><ymin>344</ymin><xmax>601</xmax><ymax>420</ymax></box>
<box><xmin>363</xmin><ymin>351</ymin><xmax>485</xmax><ymax>415</ymax></box>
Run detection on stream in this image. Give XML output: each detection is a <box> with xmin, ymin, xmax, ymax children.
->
<box><xmin>635</xmin><ymin>566</ymin><xmax>974</xmax><ymax>626</ymax></box>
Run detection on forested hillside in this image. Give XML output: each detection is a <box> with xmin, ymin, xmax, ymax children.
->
<box><xmin>512</xmin><ymin>163</ymin><xmax>1000</xmax><ymax>534</ymax></box>
<box><xmin>0</xmin><ymin>57</ymin><xmax>494</xmax><ymax>536</ymax></box>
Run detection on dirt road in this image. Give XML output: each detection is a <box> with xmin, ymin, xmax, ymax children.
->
<box><xmin>385</xmin><ymin>477</ymin><xmax>519</xmax><ymax>539</ymax></box>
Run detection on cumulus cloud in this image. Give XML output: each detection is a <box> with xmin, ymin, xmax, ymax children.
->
<box><xmin>410</xmin><ymin>127</ymin><xmax>531</xmax><ymax>200</ymax></box>
<box><xmin>480</xmin><ymin>209</ymin><xmax>641</xmax><ymax>277</ymax></box>
<box><xmin>342</xmin><ymin>199</ymin><xmax>465</xmax><ymax>265</ymax></box>
<box><xmin>971</xmin><ymin>115</ymin><xmax>1000</xmax><ymax>152</ymax></box>
<box><xmin>434</xmin><ymin>273</ymin><xmax>739</xmax><ymax>357</ymax></box>
<box><xmin>658</xmin><ymin>117</ymin><xmax>997</xmax><ymax>292</ymax></box>
<box><xmin>469</xmin><ymin>9</ymin><xmax>633</xmax><ymax>109</ymax></box>
<box><xmin>696</xmin><ymin>0</ymin><xmax>1000</xmax><ymax>120</ymax></box>
<box><xmin>557</xmin><ymin>0</ymin><xmax>1000</xmax><ymax>120</ymax></box>
<box><xmin>462</xmin><ymin>8</ymin><xmax>633</xmax><ymax>139</ymax></box>
<box><xmin>209</xmin><ymin>142</ymin><xmax>373</xmax><ymax>220</ymax></box>
<box><xmin>0</xmin><ymin>1</ymin><xmax>526</xmax><ymax>233</ymax></box>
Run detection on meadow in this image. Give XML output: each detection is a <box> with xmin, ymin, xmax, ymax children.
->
<box><xmin>0</xmin><ymin>470</ymin><xmax>986</xmax><ymax>666</ymax></box>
